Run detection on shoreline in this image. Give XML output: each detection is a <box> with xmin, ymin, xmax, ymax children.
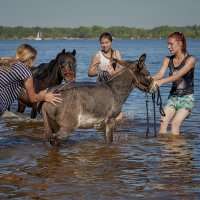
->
<box><xmin>1</xmin><ymin>37</ymin><xmax>200</xmax><ymax>41</ymax></box>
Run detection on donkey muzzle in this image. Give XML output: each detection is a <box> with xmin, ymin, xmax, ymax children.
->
<box><xmin>149</xmin><ymin>80</ymin><xmax>159</xmax><ymax>93</ymax></box>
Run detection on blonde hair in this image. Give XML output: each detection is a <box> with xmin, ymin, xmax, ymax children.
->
<box><xmin>0</xmin><ymin>44</ymin><xmax>37</xmax><ymax>71</ymax></box>
<box><xmin>16</xmin><ymin>44</ymin><xmax>37</xmax><ymax>62</ymax></box>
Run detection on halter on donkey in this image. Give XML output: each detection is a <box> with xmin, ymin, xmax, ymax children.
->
<box><xmin>113</xmin><ymin>57</ymin><xmax>165</xmax><ymax>137</ymax></box>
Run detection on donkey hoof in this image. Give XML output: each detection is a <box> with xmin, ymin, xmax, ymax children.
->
<box><xmin>50</xmin><ymin>138</ymin><xmax>61</xmax><ymax>147</ymax></box>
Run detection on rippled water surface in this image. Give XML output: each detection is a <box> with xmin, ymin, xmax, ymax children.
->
<box><xmin>0</xmin><ymin>39</ymin><xmax>200</xmax><ymax>199</ymax></box>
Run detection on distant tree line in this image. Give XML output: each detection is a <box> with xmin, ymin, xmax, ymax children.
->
<box><xmin>0</xmin><ymin>25</ymin><xmax>199</xmax><ymax>39</ymax></box>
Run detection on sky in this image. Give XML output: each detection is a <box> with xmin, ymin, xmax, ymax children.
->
<box><xmin>0</xmin><ymin>0</ymin><xmax>199</xmax><ymax>29</ymax></box>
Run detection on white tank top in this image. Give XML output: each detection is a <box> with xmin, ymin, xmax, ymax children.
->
<box><xmin>98</xmin><ymin>50</ymin><xmax>115</xmax><ymax>74</ymax></box>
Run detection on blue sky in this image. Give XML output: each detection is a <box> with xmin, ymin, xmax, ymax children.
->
<box><xmin>0</xmin><ymin>0</ymin><xmax>199</xmax><ymax>29</ymax></box>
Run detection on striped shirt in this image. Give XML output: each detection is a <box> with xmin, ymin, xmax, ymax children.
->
<box><xmin>0</xmin><ymin>62</ymin><xmax>32</xmax><ymax>114</ymax></box>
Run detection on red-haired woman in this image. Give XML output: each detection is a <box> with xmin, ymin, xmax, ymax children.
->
<box><xmin>153</xmin><ymin>32</ymin><xmax>196</xmax><ymax>135</ymax></box>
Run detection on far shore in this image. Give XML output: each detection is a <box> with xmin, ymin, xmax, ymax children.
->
<box><xmin>0</xmin><ymin>37</ymin><xmax>165</xmax><ymax>40</ymax></box>
<box><xmin>0</xmin><ymin>37</ymin><xmax>199</xmax><ymax>41</ymax></box>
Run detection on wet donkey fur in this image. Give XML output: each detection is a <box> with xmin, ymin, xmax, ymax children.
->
<box><xmin>40</xmin><ymin>54</ymin><xmax>156</xmax><ymax>147</ymax></box>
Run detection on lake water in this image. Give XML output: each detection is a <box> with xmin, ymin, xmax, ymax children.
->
<box><xmin>0</xmin><ymin>39</ymin><xmax>200</xmax><ymax>199</ymax></box>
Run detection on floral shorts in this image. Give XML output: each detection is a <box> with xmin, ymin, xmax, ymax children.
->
<box><xmin>166</xmin><ymin>94</ymin><xmax>195</xmax><ymax>112</ymax></box>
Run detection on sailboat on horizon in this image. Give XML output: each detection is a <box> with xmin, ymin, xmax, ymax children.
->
<box><xmin>35</xmin><ymin>31</ymin><xmax>42</xmax><ymax>40</ymax></box>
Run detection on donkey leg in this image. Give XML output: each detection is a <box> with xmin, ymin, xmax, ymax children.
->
<box><xmin>17</xmin><ymin>102</ymin><xmax>26</xmax><ymax>114</ymax></box>
<box><xmin>41</xmin><ymin>107</ymin><xmax>53</xmax><ymax>142</ymax></box>
<box><xmin>50</xmin><ymin>114</ymin><xmax>78</xmax><ymax>147</ymax></box>
<box><xmin>43</xmin><ymin>120</ymin><xmax>53</xmax><ymax>142</ymax></box>
<box><xmin>50</xmin><ymin>126</ymin><xmax>73</xmax><ymax>147</ymax></box>
<box><xmin>31</xmin><ymin>103</ymin><xmax>37</xmax><ymax>119</ymax></box>
<box><xmin>105</xmin><ymin>119</ymin><xmax>116</xmax><ymax>143</ymax></box>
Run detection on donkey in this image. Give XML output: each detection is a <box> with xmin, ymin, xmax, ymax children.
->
<box><xmin>17</xmin><ymin>49</ymin><xmax>77</xmax><ymax>119</ymax></box>
<box><xmin>40</xmin><ymin>54</ymin><xmax>158</xmax><ymax>147</ymax></box>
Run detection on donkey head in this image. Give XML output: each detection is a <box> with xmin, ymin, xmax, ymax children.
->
<box><xmin>113</xmin><ymin>54</ymin><xmax>158</xmax><ymax>93</ymax></box>
<box><xmin>56</xmin><ymin>49</ymin><xmax>77</xmax><ymax>83</ymax></box>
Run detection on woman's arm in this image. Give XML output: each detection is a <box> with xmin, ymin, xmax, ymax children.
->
<box><xmin>155</xmin><ymin>56</ymin><xmax>195</xmax><ymax>87</ymax></box>
<box><xmin>115</xmin><ymin>50</ymin><xmax>124</xmax><ymax>71</ymax></box>
<box><xmin>24</xmin><ymin>77</ymin><xmax>62</xmax><ymax>105</ymax></box>
<box><xmin>88</xmin><ymin>53</ymin><xmax>100</xmax><ymax>77</ymax></box>
<box><xmin>153</xmin><ymin>57</ymin><xmax>169</xmax><ymax>80</ymax></box>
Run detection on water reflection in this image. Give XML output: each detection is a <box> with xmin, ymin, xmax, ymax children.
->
<box><xmin>147</xmin><ymin>134</ymin><xmax>200</xmax><ymax>199</ymax></box>
<box><xmin>1</xmin><ymin>119</ymin><xmax>200</xmax><ymax>199</ymax></box>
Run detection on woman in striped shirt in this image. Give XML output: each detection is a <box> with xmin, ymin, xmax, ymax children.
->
<box><xmin>0</xmin><ymin>43</ymin><xmax>62</xmax><ymax>116</ymax></box>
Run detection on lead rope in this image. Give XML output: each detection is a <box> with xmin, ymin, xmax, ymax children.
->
<box><xmin>145</xmin><ymin>93</ymin><xmax>150</xmax><ymax>137</ymax></box>
<box><xmin>157</xmin><ymin>88</ymin><xmax>166</xmax><ymax>117</ymax></box>
<box><xmin>145</xmin><ymin>88</ymin><xmax>166</xmax><ymax>138</ymax></box>
<box><xmin>53</xmin><ymin>77</ymin><xmax>76</xmax><ymax>93</ymax></box>
<box><xmin>152</xmin><ymin>93</ymin><xmax>157</xmax><ymax>137</ymax></box>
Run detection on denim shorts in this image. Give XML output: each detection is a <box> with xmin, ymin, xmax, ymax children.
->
<box><xmin>166</xmin><ymin>94</ymin><xmax>195</xmax><ymax>112</ymax></box>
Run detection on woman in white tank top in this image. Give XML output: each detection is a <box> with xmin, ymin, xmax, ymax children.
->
<box><xmin>88</xmin><ymin>32</ymin><xmax>123</xmax><ymax>79</ymax></box>
<box><xmin>88</xmin><ymin>32</ymin><xmax>124</xmax><ymax>120</ymax></box>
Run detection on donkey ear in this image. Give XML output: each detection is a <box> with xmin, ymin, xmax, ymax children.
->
<box><xmin>62</xmin><ymin>49</ymin><xmax>66</xmax><ymax>54</ymax></box>
<box><xmin>72</xmin><ymin>49</ymin><xmax>76</xmax><ymax>56</ymax></box>
<box><xmin>113</xmin><ymin>58</ymin><xmax>127</xmax><ymax>66</ymax></box>
<box><xmin>139</xmin><ymin>54</ymin><xmax>146</xmax><ymax>64</ymax></box>
<box><xmin>138</xmin><ymin>53</ymin><xmax>146</xmax><ymax>69</ymax></box>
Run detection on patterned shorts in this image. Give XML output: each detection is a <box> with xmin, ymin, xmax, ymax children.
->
<box><xmin>166</xmin><ymin>94</ymin><xmax>195</xmax><ymax>112</ymax></box>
